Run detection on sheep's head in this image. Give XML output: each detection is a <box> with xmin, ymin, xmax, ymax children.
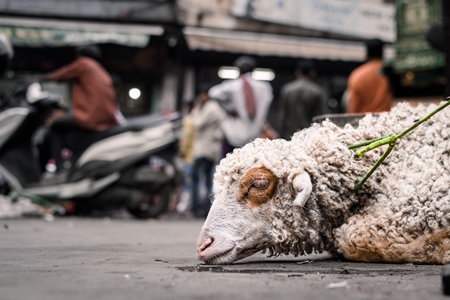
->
<box><xmin>197</xmin><ymin>138</ymin><xmax>323</xmax><ymax>264</ymax></box>
<box><xmin>196</xmin><ymin>122</ymin><xmax>374</xmax><ymax>264</ymax></box>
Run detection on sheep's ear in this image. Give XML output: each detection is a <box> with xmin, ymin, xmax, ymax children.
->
<box><xmin>292</xmin><ymin>171</ymin><xmax>312</xmax><ymax>207</ymax></box>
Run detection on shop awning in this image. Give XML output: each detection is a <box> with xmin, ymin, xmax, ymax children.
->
<box><xmin>183</xmin><ymin>27</ymin><xmax>394</xmax><ymax>62</ymax></box>
<box><xmin>0</xmin><ymin>17</ymin><xmax>164</xmax><ymax>48</ymax></box>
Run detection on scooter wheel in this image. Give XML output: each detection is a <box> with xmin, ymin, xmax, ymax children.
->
<box><xmin>126</xmin><ymin>184</ymin><xmax>171</xmax><ymax>219</ymax></box>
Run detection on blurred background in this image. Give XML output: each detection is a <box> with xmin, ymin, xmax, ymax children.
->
<box><xmin>0</xmin><ymin>0</ymin><xmax>447</xmax><ymax>133</ymax></box>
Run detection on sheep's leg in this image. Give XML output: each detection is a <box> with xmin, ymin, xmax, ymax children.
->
<box><xmin>335</xmin><ymin>218</ymin><xmax>450</xmax><ymax>264</ymax></box>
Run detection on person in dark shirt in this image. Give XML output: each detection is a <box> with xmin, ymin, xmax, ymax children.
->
<box><xmin>279</xmin><ymin>60</ymin><xmax>325</xmax><ymax>140</ymax></box>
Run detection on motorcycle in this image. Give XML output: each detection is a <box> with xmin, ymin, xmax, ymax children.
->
<box><xmin>0</xmin><ymin>80</ymin><xmax>184</xmax><ymax>218</ymax></box>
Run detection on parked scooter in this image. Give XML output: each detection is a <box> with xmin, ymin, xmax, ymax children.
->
<box><xmin>0</xmin><ymin>80</ymin><xmax>183</xmax><ymax>218</ymax></box>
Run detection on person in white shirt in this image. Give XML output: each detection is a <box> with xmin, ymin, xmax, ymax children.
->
<box><xmin>190</xmin><ymin>85</ymin><xmax>226</xmax><ymax>218</ymax></box>
<box><xmin>208</xmin><ymin>56</ymin><xmax>273</xmax><ymax>157</ymax></box>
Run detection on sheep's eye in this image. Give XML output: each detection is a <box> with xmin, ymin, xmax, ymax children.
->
<box><xmin>251</xmin><ymin>179</ymin><xmax>269</xmax><ymax>189</ymax></box>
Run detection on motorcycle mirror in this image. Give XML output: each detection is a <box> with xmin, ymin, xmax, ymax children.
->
<box><xmin>26</xmin><ymin>82</ymin><xmax>51</xmax><ymax>104</ymax></box>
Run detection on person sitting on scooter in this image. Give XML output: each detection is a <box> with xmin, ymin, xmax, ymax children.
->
<box><xmin>38</xmin><ymin>44</ymin><xmax>119</xmax><ymax>171</ymax></box>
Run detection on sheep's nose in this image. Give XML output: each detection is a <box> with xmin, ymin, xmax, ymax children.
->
<box><xmin>197</xmin><ymin>237</ymin><xmax>214</xmax><ymax>258</ymax></box>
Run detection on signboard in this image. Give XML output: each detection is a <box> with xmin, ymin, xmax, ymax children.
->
<box><xmin>0</xmin><ymin>25</ymin><xmax>150</xmax><ymax>48</ymax></box>
<box><xmin>232</xmin><ymin>0</ymin><xmax>396</xmax><ymax>42</ymax></box>
<box><xmin>393</xmin><ymin>0</ymin><xmax>444</xmax><ymax>73</ymax></box>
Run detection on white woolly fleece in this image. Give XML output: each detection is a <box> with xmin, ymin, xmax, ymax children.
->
<box><xmin>210</xmin><ymin>102</ymin><xmax>450</xmax><ymax>264</ymax></box>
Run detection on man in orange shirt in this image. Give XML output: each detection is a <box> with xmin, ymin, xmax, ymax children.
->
<box><xmin>39</xmin><ymin>45</ymin><xmax>119</xmax><ymax>171</ymax></box>
<box><xmin>347</xmin><ymin>38</ymin><xmax>392</xmax><ymax>113</ymax></box>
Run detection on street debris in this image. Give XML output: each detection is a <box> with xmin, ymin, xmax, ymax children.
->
<box><xmin>0</xmin><ymin>195</ymin><xmax>44</xmax><ymax>219</ymax></box>
<box><xmin>44</xmin><ymin>213</ymin><xmax>55</xmax><ymax>222</ymax></box>
<box><xmin>287</xmin><ymin>274</ymin><xmax>304</xmax><ymax>278</ymax></box>
<box><xmin>326</xmin><ymin>280</ymin><xmax>350</xmax><ymax>289</ymax></box>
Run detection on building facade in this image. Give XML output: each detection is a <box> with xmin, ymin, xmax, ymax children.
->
<box><xmin>0</xmin><ymin>0</ymin><xmax>444</xmax><ymax>122</ymax></box>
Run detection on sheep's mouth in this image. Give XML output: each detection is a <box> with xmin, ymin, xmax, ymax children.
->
<box><xmin>202</xmin><ymin>246</ymin><xmax>263</xmax><ymax>265</ymax></box>
<box><xmin>201</xmin><ymin>240</ymin><xmax>272</xmax><ymax>264</ymax></box>
<box><xmin>202</xmin><ymin>246</ymin><xmax>236</xmax><ymax>265</ymax></box>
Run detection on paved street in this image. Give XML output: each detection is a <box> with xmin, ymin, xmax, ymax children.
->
<box><xmin>1</xmin><ymin>216</ymin><xmax>448</xmax><ymax>300</ymax></box>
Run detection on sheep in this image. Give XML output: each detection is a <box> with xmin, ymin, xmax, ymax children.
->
<box><xmin>196</xmin><ymin>101</ymin><xmax>450</xmax><ymax>265</ymax></box>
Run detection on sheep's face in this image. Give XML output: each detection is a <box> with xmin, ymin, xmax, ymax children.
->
<box><xmin>196</xmin><ymin>121</ymin><xmax>377</xmax><ymax>264</ymax></box>
<box><xmin>197</xmin><ymin>162</ymin><xmax>313</xmax><ymax>264</ymax></box>
<box><xmin>197</xmin><ymin>166</ymin><xmax>279</xmax><ymax>264</ymax></box>
<box><xmin>196</xmin><ymin>138</ymin><xmax>316</xmax><ymax>264</ymax></box>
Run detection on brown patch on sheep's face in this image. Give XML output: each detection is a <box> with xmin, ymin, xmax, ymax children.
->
<box><xmin>237</xmin><ymin>166</ymin><xmax>278</xmax><ymax>208</ymax></box>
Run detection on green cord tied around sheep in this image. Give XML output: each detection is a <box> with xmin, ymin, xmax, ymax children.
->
<box><xmin>349</xmin><ymin>97</ymin><xmax>450</xmax><ymax>191</ymax></box>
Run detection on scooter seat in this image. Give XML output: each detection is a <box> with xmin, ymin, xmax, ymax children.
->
<box><xmin>67</xmin><ymin>114</ymin><xmax>175</xmax><ymax>165</ymax></box>
<box><xmin>89</xmin><ymin>123</ymin><xmax>142</xmax><ymax>142</ymax></box>
<box><xmin>87</xmin><ymin>113</ymin><xmax>171</xmax><ymax>143</ymax></box>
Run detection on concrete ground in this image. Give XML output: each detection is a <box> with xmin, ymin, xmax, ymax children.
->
<box><xmin>1</xmin><ymin>217</ymin><xmax>448</xmax><ymax>300</ymax></box>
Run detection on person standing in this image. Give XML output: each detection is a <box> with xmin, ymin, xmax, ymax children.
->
<box><xmin>279</xmin><ymin>60</ymin><xmax>325</xmax><ymax>140</ymax></box>
<box><xmin>39</xmin><ymin>44</ymin><xmax>119</xmax><ymax>170</ymax></box>
<box><xmin>190</xmin><ymin>86</ymin><xmax>226</xmax><ymax>218</ymax></box>
<box><xmin>347</xmin><ymin>38</ymin><xmax>392</xmax><ymax>113</ymax></box>
<box><xmin>176</xmin><ymin>99</ymin><xmax>196</xmax><ymax>214</ymax></box>
<box><xmin>209</xmin><ymin>56</ymin><xmax>273</xmax><ymax>157</ymax></box>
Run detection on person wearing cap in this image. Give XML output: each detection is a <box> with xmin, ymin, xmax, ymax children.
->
<box><xmin>347</xmin><ymin>38</ymin><xmax>392</xmax><ymax>114</ymax></box>
<box><xmin>279</xmin><ymin>59</ymin><xmax>326</xmax><ymax>140</ymax></box>
<box><xmin>208</xmin><ymin>55</ymin><xmax>273</xmax><ymax>157</ymax></box>
<box><xmin>39</xmin><ymin>44</ymin><xmax>119</xmax><ymax>171</ymax></box>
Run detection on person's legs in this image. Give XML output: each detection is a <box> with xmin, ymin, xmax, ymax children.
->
<box><xmin>46</xmin><ymin>117</ymin><xmax>78</xmax><ymax>169</ymax></box>
<box><xmin>191</xmin><ymin>157</ymin><xmax>215</xmax><ymax>217</ymax></box>
<box><xmin>45</xmin><ymin>117</ymin><xmax>98</xmax><ymax>170</ymax></box>
<box><xmin>178</xmin><ymin>162</ymin><xmax>193</xmax><ymax>213</ymax></box>
<box><xmin>37</xmin><ymin>129</ymin><xmax>53</xmax><ymax>172</ymax></box>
